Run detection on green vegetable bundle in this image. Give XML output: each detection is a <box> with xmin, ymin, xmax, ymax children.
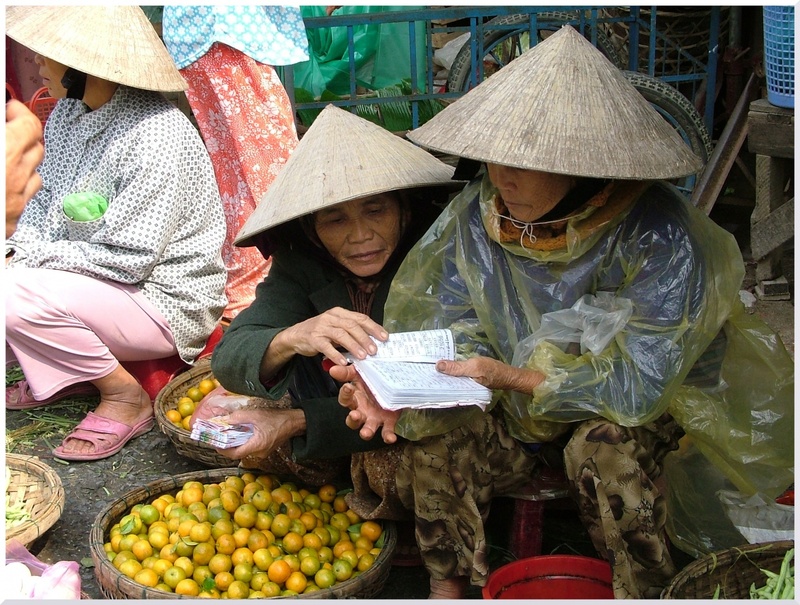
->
<box><xmin>749</xmin><ymin>548</ymin><xmax>794</xmax><ymax>600</ymax></box>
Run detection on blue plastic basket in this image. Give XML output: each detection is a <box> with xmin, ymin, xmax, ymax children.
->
<box><xmin>763</xmin><ymin>6</ymin><xmax>795</xmax><ymax>108</ymax></box>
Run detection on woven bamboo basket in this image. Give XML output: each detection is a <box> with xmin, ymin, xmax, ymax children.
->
<box><xmin>662</xmin><ymin>540</ymin><xmax>795</xmax><ymax>599</ymax></box>
<box><xmin>154</xmin><ymin>358</ymin><xmax>231</xmax><ymax>468</ymax></box>
<box><xmin>90</xmin><ymin>467</ymin><xmax>396</xmax><ymax>599</ymax></box>
<box><xmin>5</xmin><ymin>454</ymin><xmax>65</xmax><ymax>548</ymax></box>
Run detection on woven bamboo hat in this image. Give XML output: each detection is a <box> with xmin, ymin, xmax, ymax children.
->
<box><xmin>235</xmin><ymin>104</ymin><xmax>460</xmax><ymax>247</ymax></box>
<box><xmin>6</xmin><ymin>6</ymin><xmax>186</xmax><ymax>92</ymax></box>
<box><xmin>408</xmin><ymin>26</ymin><xmax>702</xmax><ymax>180</ymax></box>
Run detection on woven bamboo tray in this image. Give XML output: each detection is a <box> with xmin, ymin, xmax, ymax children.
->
<box><xmin>5</xmin><ymin>454</ymin><xmax>65</xmax><ymax>548</ymax></box>
<box><xmin>90</xmin><ymin>467</ymin><xmax>396</xmax><ymax>599</ymax></box>
<box><xmin>662</xmin><ymin>540</ymin><xmax>795</xmax><ymax>599</ymax></box>
<box><xmin>154</xmin><ymin>358</ymin><xmax>231</xmax><ymax>468</ymax></box>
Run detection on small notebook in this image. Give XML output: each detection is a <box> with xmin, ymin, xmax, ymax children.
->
<box><xmin>347</xmin><ymin>329</ymin><xmax>492</xmax><ymax>411</ymax></box>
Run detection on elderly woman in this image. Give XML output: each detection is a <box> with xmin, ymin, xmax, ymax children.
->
<box><xmin>208</xmin><ymin>104</ymin><xmax>461</xmax><ymax>521</ymax></box>
<box><xmin>336</xmin><ymin>27</ymin><xmax>794</xmax><ymax>598</ymax></box>
<box><xmin>5</xmin><ymin>6</ymin><xmax>226</xmax><ymax>461</ymax></box>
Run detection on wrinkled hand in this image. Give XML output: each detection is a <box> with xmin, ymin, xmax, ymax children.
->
<box><xmin>211</xmin><ymin>408</ymin><xmax>306</xmax><ymax>460</ymax></box>
<box><xmin>282</xmin><ymin>307</ymin><xmax>388</xmax><ymax>366</ymax></box>
<box><xmin>435</xmin><ymin>356</ymin><xmax>546</xmax><ymax>393</ymax></box>
<box><xmin>330</xmin><ymin>364</ymin><xmax>400</xmax><ymax>444</ymax></box>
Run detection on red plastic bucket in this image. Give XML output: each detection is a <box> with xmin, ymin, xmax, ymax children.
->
<box><xmin>482</xmin><ymin>555</ymin><xmax>614</xmax><ymax>599</ymax></box>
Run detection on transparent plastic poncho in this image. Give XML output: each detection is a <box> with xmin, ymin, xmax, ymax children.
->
<box><xmin>384</xmin><ymin>175</ymin><xmax>794</xmax><ymax>498</ymax></box>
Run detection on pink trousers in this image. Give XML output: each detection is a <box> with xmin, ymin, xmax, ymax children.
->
<box><xmin>5</xmin><ymin>268</ymin><xmax>177</xmax><ymax>400</ymax></box>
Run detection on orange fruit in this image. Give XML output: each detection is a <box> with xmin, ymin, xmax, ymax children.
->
<box><xmin>338</xmin><ymin>549</ymin><xmax>359</xmax><ymax>569</ymax></box>
<box><xmin>234</xmin><ymin>503</ymin><xmax>258</xmax><ymax>528</ymax></box>
<box><xmin>251</xmin><ymin>490</ymin><xmax>273</xmax><ymax>512</ymax></box>
<box><xmin>198</xmin><ymin>378</ymin><xmax>216</xmax><ymax>395</ymax></box>
<box><xmin>303</xmin><ymin>493</ymin><xmax>322</xmax><ymax>510</ymax></box>
<box><xmin>312</xmin><ymin>526</ymin><xmax>331</xmax><ymax>547</ymax></box>
<box><xmin>226</xmin><ymin>579</ymin><xmax>250</xmax><ymax>599</ymax></box>
<box><xmin>255</xmin><ymin>511</ymin><xmax>273</xmax><ymax>532</ymax></box>
<box><xmin>162</xmin><ymin>565</ymin><xmax>187</xmax><ymax>589</ymax></box>
<box><xmin>354</xmin><ymin>536</ymin><xmax>374</xmax><ymax>552</ymax></box>
<box><xmin>332</xmin><ymin>559</ymin><xmax>353</xmax><ymax>582</ymax></box>
<box><xmin>253</xmin><ymin>548</ymin><xmax>274</xmax><ymax>572</ymax></box>
<box><xmin>175</xmin><ymin>578</ymin><xmax>200</xmax><ymax>596</ymax></box>
<box><xmin>333</xmin><ymin>495</ymin><xmax>348</xmax><ymax>513</ymax></box>
<box><xmin>271</xmin><ymin>486</ymin><xmax>293</xmax><ymax>505</ymax></box>
<box><xmin>262</xmin><ymin>581</ymin><xmax>282</xmax><ymax>597</ymax></box>
<box><xmin>317</xmin><ymin>546</ymin><xmax>333</xmax><ymax>565</ymax></box>
<box><xmin>302</xmin><ymin>532</ymin><xmax>323</xmax><ymax>551</ymax></box>
<box><xmin>181</xmin><ymin>485</ymin><xmax>204</xmax><ymax>506</ymax></box>
<box><xmin>318</xmin><ymin>484</ymin><xmax>337</xmax><ymax>504</ymax></box>
<box><xmin>300</xmin><ymin>555</ymin><xmax>321</xmax><ymax>577</ymax></box>
<box><xmin>333</xmin><ymin>540</ymin><xmax>355</xmax><ymax>559</ymax></box>
<box><xmin>138</xmin><ymin>504</ymin><xmax>161</xmax><ymax>526</ymax></box>
<box><xmin>181</xmin><ymin>416</ymin><xmax>192</xmax><ymax>431</ymax></box>
<box><xmin>299</xmin><ymin>512</ymin><xmax>319</xmax><ymax>532</ymax></box>
<box><xmin>208</xmin><ymin>553</ymin><xmax>232</xmax><ymax>575</ymax></box>
<box><xmin>165</xmin><ymin>409</ymin><xmax>182</xmax><ymax>424</ymax></box>
<box><xmin>178</xmin><ymin>518</ymin><xmax>198</xmax><ymax>538</ymax></box>
<box><xmin>330</xmin><ymin>513</ymin><xmax>351</xmax><ymax>532</ymax></box>
<box><xmin>357</xmin><ymin>552</ymin><xmax>375</xmax><ymax>572</ymax></box>
<box><xmin>315</xmin><ymin>568</ymin><xmax>336</xmax><ymax>589</ymax></box>
<box><xmin>215</xmin><ymin>533</ymin><xmax>237</xmax><ymax>555</ymax></box>
<box><xmin>186</xmin><ymin>387</ymin><xmax>204</xmax><ymax>403</ymax></box>
<box><xmin>189</xmin><ymin>522</ymin><xmax>212</xmax><ymax>544</ymax></box>
<box><xmin>177</xmin><ymin>398</ymin><xmax>196</xmax><ymax>419</ymax></box>
<box><xmin>214</xmin><ymin>570</ymin><xmax>234</xmax><ymax>591</ymax></box>
<box><xmin>134</xmin><ymin>567</ymin><xmax>159</xmax><ymax>587</ymax></box>
<box><xmin>359</xmin><ymin>520</ymin><xmax>382</xmax><ymax>542</ymax></box>
<box><xmin>159</xmin><ymin>544</ymin><xmax>179</xmax><ymax>563</ymax></box>
<box><xmin>231</xmin><ymin>547</ymin><xmax>254</xmax><ymax>567</ymax></box>
<box><xmin>233</xmin><ymin>561</ymin><xmax>254</xmax><ymax>584</ymax></box>
<box><xmin>118</xmin><ymin>558</ymin><xmax>143</xmax><ymax>579</ymax></box>
<box><xmin>282</xmin><ymin>554</ymin><xmax>300</xmax><ymax>573</ymax></box>
<box><xmin>281</xmin><ymin>531</ymin><xmax>304</xmax><ymax>554</ymax></box>
<box><xmin>232</xmin><ymin>527</ymin><xmax>251</xmax><ymax>548</ymax></box>
<box><xmin>267</xmin><ymin>559</ymin><xmax>292</xmax><ymax>585</ymax></box>
<box><xmin>285</xmin><ymin>570</ymin><xmax>307</xmax><ymax>593</ymax></box>
<box><xmin>191</xmin><ymin>541</ymin><xmax>215</xmax><ymax>566</ymax></box>
<box><xmin>345</xmin><ymin>509</ymin><xmax>361</xmax><ymax>525</ymax></box>
<box><xmin>202</xmin><ymin>484</ymin><xmax>222</xmax><ymax>506</ymax></box>
<box><xmin>225</xmin><ymin>475</ymin><xmax>246</xmax><ymax>493</ymax></box>
<box><xmin>219</xmin><ymin>489</ymin><xmax>241</xmax><ymax>514</ymax></box>
<box><xmin>250</xmin><ymin>570</ymin><xmax>270</xmax><ymax>591</ymax></box>
<box><xmin>246</xmin><ymin>530</ymin><xmax>269</xmax><ymax>552</ymax></box>
<box><xmin>131</xmin><ymin>539</ymin><xmax>154</xmax><ymax>562</ymax></box>
<box><xmin>211</xmin><ymin>517</ymin><xmax>234</xmax><ymax>540</ymax></box>
<box><xmin>271</xmin><ymin>513</ymin><xmax>291</xmax><ymax>538</ymax></box>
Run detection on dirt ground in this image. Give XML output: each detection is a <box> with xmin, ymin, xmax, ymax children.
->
<box><xmin>5</xmin><ymin>242</ymin><xmax>793</xmax><ymax>600</ymax></box>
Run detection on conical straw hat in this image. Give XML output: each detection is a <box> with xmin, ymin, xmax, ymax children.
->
<box><xmin>235</xmin><ymin>104</ymin><xmax>460</xmax><ymax>247</ymax></box>
<box><xmin>6</xmin><ymin>6</ymin><xmax>187</xmax><ymax>92</ymax></box>
<box><xmin>408</xmin><ymin>26</ymin><xmax>702</xmax><ymax>180</ymax></box>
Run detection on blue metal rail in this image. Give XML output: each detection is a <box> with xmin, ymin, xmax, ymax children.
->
<box><xmin>284</xmin><ymin>6</ymin><xmax>720</xmax><ymax>134</ymax></box>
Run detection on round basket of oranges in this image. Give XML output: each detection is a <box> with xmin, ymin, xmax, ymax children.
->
<box><xmin>154</xmin><ymin>358</ymin><xmax>232</xmax><ymax>468</ymax></box>
<box><xmin>89</xmin><ymin>468</ymin><xmax>396</xmax><ymax>599</ymax></box>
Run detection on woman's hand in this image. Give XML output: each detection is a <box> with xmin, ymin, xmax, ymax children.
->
<box><xmin>330</xmin><ymin>364</ymin><xmax>401</xmax><ymax>444</ymax></box>
<box><xmin>211</xmin><ymin>408</ymin><xmax>306</xmax><ymax>459</ymax></box>
<box><xmin>435</xmin><ymin>356</ymin><xmax>546</xmax><ymax>393</ymax></box>
<box><xmin>277</xmin><ymin>307</ymin><xmax>388</xmax><ymax>366</ymax></box>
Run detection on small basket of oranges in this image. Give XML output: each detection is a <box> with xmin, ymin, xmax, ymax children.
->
<box><xmin>89</xmin><ymin>468</ymin><xmax>396</xmax><ymax>599</ymax></box>
<box><xmin>154</xmin><ymin>358</ymin><xmax>232</xmax><ymax>468</ymax></box>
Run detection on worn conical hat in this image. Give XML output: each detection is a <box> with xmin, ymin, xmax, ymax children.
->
<box><xmin>235</xmin><ymin>104</ymin><xmax>460</xmax><ymax>247</ymax></box>
<box><xmin>408</xmin><ymin>26</ymin><xmax>702</xmax><ymax>180</ymax></box>
<box><xmin>6</xmin><ymin>6</ymin><xmax>187</xmax><ymax>92</ymax></box>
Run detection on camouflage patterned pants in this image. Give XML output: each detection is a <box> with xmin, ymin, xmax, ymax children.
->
<box><xmin>564</xmin><ymin>415</ymin><xmax>683</xmax><ymax>599</ymax></box>
<box><xmin>395</xmin><ymin>410</ymin><xmax>537</xmax><ymax>586</ymax></box>
<box><xmin>396</xmin><ymin>411</ymin><xmax>682</xmax><ymax>598</ymax></box>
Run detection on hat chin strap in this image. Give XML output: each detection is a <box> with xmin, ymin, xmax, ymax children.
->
<box><xmin>61</xmin><ymin>68</ymin><xmax>87</xmax><ymax>100</ymax></box>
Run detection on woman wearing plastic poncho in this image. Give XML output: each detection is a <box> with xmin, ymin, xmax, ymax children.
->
<box><xmin>335</xmin><ymin>27</ymin><xmax>794</xmax><ymax>599</ymax></box>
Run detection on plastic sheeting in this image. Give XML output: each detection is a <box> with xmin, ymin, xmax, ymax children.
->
<box><xmin>383</xmin><ymin>173</ymin><xmax>793</xmax><ymax>503</ymax></box>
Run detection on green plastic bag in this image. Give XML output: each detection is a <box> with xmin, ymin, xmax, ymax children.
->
<box><xmin>62</xmin><ymin>192</ymin><xmax>108</xmax><ymax>222</ymax></box>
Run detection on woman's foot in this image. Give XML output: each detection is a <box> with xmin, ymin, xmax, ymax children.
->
<box><xmin>429</xmin><ymin>577</ymin><xmax>467</xmax><ymax>599</ymax></box>
<box><xmin>55</xmin><ymin>367</ymin><xmax>153</xmax><ymax>458</ymax></box>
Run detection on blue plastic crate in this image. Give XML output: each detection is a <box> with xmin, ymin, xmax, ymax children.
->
<box><xmin>763</xmin><ymin>6</ymin><xmax>794</xmax><ymax>108</ymax></box>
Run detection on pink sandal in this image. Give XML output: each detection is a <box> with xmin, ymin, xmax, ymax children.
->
<box><xmin>53</xmin><ymin>412</ymin><xmax>154</xmax><ymax>461</ymax></box>
<box><xmin>6</xmin><ymin>380</ymin><xmax>99</xmax><ymax>410</ymax></box>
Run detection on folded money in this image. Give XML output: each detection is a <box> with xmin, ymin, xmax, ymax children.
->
<box><xmin>190</xmin><ymin>416</ymin><xmax>254</xmax><ymax>448</ymax></box>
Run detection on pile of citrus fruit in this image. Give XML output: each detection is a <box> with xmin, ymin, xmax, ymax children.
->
<box><xmin>164</xmin><ymin>376</ymin><xmax>220</xmax><ymax>430</ymax></box>
<box><xmin>102</xmin><ymin>474</ymin><xmax>386</xmax><ymax>598</ymax></box>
